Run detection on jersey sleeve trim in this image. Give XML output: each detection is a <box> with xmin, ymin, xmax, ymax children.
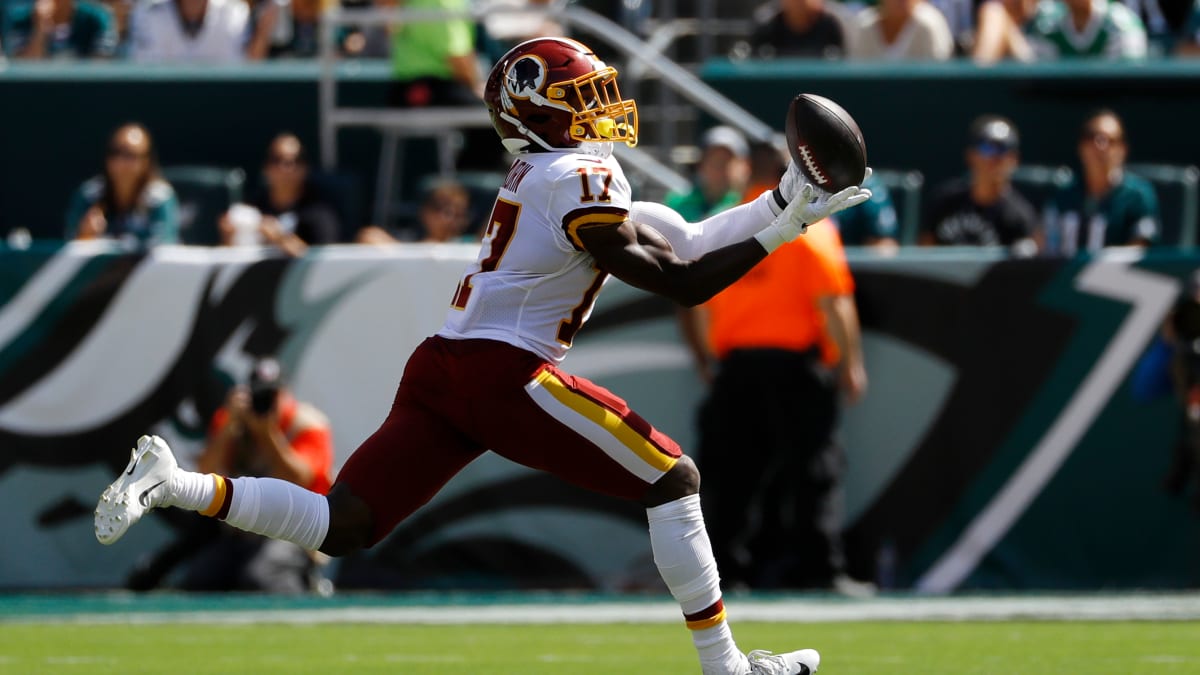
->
<box><xmin>561</xmin><ymin>206</ymin><xmax>628</xmax><ymax>251</ymax></box>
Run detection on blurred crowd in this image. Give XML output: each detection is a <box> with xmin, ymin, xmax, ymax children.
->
<box><xmin>45</xmin><ymin>106</ymin><xmax>1182</xmax><ymax>258</ymax></box>
<box><xmin>734</xmin><ymin>0</ymin><xmax>1200</xmax><ymax>62</ymax></box>
<box><xmin>3</xmin><ymin>0</ymin><xmax>1199</xmax><ymax>64</ymax></box>
<box><xmin>5</xmin><ymin>0</ymin><xmax>1197</xmax><ymax>255</ymax></box>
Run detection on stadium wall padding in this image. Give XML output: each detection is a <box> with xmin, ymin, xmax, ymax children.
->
<box><xmin>1</xmin><ymin>243</ymin><xmax>1198</xmax><ymax>591</ymax></box>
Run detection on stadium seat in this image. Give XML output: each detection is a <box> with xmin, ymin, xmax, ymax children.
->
<box><xmin>161</xmin><ymin>166</ymin><xmax>246</xmax><ymax>246</ymax></box>
<box><xmin>308</xmin><ymin>171</ymin><xmax>364</xmax><ymax>243</ymax></box>
<box><xmin>1010</xmin><ymin>164</ymin><xmax>1074</xmax><ymax>214</ymax></box>
<box><xmin>871</xmin><ymin>168</ymin><xmax>924</xmax><ymax>245</ymax></box>
<box><xmin>1127</xmin><ymin>163</ymin><xmax>1200</xmax><ymax>248</ymax></box>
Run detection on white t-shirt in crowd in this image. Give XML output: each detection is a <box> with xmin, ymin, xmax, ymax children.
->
<box><xmin>847</xmin><ymin>1</ymin><xmax>956</xmax><ymax>60</ymax></box>
<box><xmin>130</xmin><ymin>0</ymin><xmax>250</xmax><ymax>63</ymax></box>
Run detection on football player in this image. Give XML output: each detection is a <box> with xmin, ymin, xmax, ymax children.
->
<box><xmin>96</xmin><ymin>37</ymin><xmax>870</xmax><ymax>675</ymax></box>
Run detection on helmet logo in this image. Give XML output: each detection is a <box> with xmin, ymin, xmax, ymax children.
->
<box><xmin>505</xmin><ymin>55</ymin><xmax>547</xmax><ymax>100</ymax></box>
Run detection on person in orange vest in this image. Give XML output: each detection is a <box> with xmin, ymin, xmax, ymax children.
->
<box><xmin>679</xmin><ymin>214</ymin><xmax>874</xmax><ymax>595</ymax></box>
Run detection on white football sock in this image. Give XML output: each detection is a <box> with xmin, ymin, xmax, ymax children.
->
<box><xmin>647</xmin><ymin>494</ymin><xmax>747</xmax><ymax>675</ymax></box>
<box><xmin>170</xmin><ymin>473</ymin><xmax>329</xmax><ymax>551</ymax></box>
<box><xmin>221</xmin><ymin>476</ymin><xmax>330</xmax><ymax>551</ymax></box>
<box><xmin>165</xmin><ymin>469</ymin><xmax>215</xmax><ymax>511</ymax></box>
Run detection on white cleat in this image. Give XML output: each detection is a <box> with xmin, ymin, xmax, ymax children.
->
<box><xmin>747</xmin><ymin>648</ymin><xmax>820</xmax><ymax>675</ymax></box>
<box><xmin>94</xmin><ymin>435</ymin><xmax>177</xmax><ymax>545</ymax></box>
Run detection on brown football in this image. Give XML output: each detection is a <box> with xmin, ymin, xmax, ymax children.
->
<box><xmin>785</xmin><ymin>93</ymin><xmax>868</xmax><ymax>192</ymax></box>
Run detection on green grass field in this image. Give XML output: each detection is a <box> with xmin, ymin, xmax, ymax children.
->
<box><xmin>3</xmin><ymin>620</ymin><xmax>1199</xmax><ymax>674</ymax></box>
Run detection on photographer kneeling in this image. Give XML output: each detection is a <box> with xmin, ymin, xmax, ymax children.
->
<box><xmin>182</xmin><ymin>358</ymin><xmax>334</xmax><ymax>593</ymax></box>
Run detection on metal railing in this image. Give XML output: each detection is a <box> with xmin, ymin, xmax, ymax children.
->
<box><xmin>316</xmin><ymin>3</ymin><xmax>777</xmax><ymax>216</ymax></box>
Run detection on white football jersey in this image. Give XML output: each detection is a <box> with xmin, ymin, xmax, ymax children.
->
<box><xmin>438</xmin><ymin>150</ymin><xmax>632</xmax><ymax>362</ymax></box>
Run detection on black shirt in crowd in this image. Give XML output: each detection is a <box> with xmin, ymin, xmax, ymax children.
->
<box><xmin>922</xmin><ymin>178</ymin><xmax>1039</xmax><ymax>246</ymax></box>
<box><xmin>252</xmin><ymin>183</ymin><xmax>342</xmax><ymax>245</ymax></box>
<box><xmin>747</xmin><ymin>12</ymin><xmax>846</xmax><ymax>59</ymax></box>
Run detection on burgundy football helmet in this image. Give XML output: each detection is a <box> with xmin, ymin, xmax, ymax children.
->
<box><xmin>484</xmin><ymin>37</ymin><xmax>638</xmax><ymax>154</ymax></box>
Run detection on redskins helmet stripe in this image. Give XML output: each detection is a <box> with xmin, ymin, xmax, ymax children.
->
<box><xmin>485</xmin><ymin>37</ymin><xmax>639</xmax><ymax>153</ymax></box>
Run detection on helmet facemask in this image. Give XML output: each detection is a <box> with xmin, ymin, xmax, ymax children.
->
<box><xmin>558</xmin><ymin>67</ymin><xmax>638</xmax><ymax>148</ymax></box>
<box><xmin>491</xmin><ymin>46</ymin><xmax>639</xmax><ymax>155</ymax></box>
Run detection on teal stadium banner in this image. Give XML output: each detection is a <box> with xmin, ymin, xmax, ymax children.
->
<box><xmin>0</xmin><ymin>243</ymin><xmax>1197</xmax><ymax>591</ymax></box>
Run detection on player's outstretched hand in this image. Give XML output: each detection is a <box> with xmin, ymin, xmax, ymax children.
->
<box><xmin>771</xmin><ymin>164</ymin><xmax>873</xmax><ymax>215</ymax></box>
<box><xmin>770</xmin><ymin>160</ymin><xmax>806</xmax><ymax>213</ymax></box>
<box><xmin>756</xmin><ymin>170</ymin><xmax>872</xmax><ymax>252</ymax></box>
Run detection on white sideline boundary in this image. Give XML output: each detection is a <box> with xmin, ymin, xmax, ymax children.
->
<box><xmin>8</xmin><ymin>594</ymin><xmax>1200</xmax><ymax>625</ymax></box>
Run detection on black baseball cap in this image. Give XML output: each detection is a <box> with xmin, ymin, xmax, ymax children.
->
<box><xmin>968</xmin><ymin>115</ymin><xmax>1019</xmax><ymax>156</ymax></box>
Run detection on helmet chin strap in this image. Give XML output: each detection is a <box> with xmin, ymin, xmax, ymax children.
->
<box><xmin>499</xmin><ymin>111</ymin><xmax>559</xmax><ymax>153</ymax></box>
<box><xmin>498</xmin><ymin>110</ymin><xmax>610</xmax><ymax>156</ymax></box>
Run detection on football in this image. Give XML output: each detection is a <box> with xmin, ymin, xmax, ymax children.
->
<box><xmin>784</xmin><ymin>93</ymin><xmax>868</xmax><ymax>193</ymax></box>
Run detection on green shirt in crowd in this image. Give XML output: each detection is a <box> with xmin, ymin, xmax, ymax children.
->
<box><xmin>391</xmin><ymin>0</ymin><xmax>475</xmax><ymax>81</ymax></box>
<box><xmin>1042</xmin><ymin>171</ymin><xmax>1159</xmax><ymax>255</ymax></box>
<box><xmin>834</xmin><ymin>174</ymin><xmax>899</xmax><ymax>245</ymax></box>
<box><xmin>1026</xmin><ymin>0</ymin><xmax>1148</xmax><ymax>59</ymax></box>
<box><xmin>2</xmin><ymin>0</ymin><xmax>117</xmax><ymax>58</ymax></box>
<box><xmin>664</xmin><ymin>188</ymin><xmax>743</xmax><ymax>223</ymax></box>
<box><xmin>64</xmin><ymin>176</ymin><xmax>181</xmax><ymax>246</ymax></box>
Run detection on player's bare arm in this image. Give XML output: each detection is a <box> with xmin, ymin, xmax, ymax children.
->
<box><xmin>577</xmin><ymin>217</ymin><xmax>769</xmax><ymax>307</ymax></box>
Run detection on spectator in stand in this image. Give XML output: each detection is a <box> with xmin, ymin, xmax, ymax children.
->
<box><xmin>475</xmin><ymin>0</ymin><xmax>564</xmax><ymax>51</ymax></box>
<box><xmin>338</xmin><ymin>0</ymin><xmax>389</xmax><ymax>58</ymax></box>
<box><xmin>247</xmin><ymin>0</ymin><xmax>324</xmax><ymax>58</ymax></box>
<box><xmin>356</xmin><ymin>179</ymin><xmax>476</xmax><ymax>244</ymax></box>
<box><xmin>130</xmin><ymin>0</ymin><xmax>272</xmax><ymax>62</ymax></box>
<box><xmin>845</xmin><ymin>0</ymin><xmax>955</xmax><ymax>59</ymax></box>
<box><xmin>387</xmin><ymin>0</ymin><xmax>502</xmax><ymax>170</ymax></box>
<box><xmin>732</xmin><ymin>0</ymin><xmax>846</xmax><ymax>59</ymax></box>
<box><xmin>921</xmin><ymin>115</ymin><xmax>1039</xmax><ymax>253</ymax></box>
<box><xmin>1170</xmin><ymin>0</ymin><xmax>1200</xmax><ymax>55</ymax></box>
<box><xmin>2</xmin><ymin>0</ymin><xmax>118</xmax><ymax>59</ymax></box>
<box><xmin>834</xmin><ymin>174</ymin><xmax>900</xmax><ymax>250</ymax></box>
<box><xmin>666</xmin><ymin>126</ymin><xmax>750</xmax><ymax>222</ymax></box>
<box><xmin>972</xmin><ymin>0</ymin><xmax>1038</xmax><ymax>62</ymax></box>
<box><xmin>1024</xmin><ymin>0</ymin><xmax>1148</xmax><ymax>59</ymax></box>
<box><xmin>100</xmin><ymin>0</ymin><xmax>134</xmax><ymax>57</ymax></box>
<box><xmin>219</xmin><ymin>134</ymin><xmax>342</xmax><ymax>256</ymax></box>
<box><xmin>1120</xmin><ymin>0</ymin><xmax>1194</xmax><ymax>55</ymax></box>
<box><xmin>926</xmin><ymin>0</ymin><xmax>978</xmax><ymax>51</ymax></box>
<box><xmin>64</xmin><ymin>123</ymin><xmax>180</xmax><ymax>246</ymax></box>
<box><xmin>1039</xmin><ymin>109</ymin><xmax>1160</xmax><ymax>256</ymax></box>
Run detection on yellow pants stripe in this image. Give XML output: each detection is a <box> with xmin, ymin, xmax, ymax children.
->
<box><xmin>532</xmin><ymin>369</ymin><xmax>676</xmax><ymax>477</ymax></box>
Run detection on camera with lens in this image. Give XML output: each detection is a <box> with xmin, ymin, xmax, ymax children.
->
<box><xmin>248</xmin><ymin>358</ymin><xmax>283</xmax><ymax>417</ymax></box>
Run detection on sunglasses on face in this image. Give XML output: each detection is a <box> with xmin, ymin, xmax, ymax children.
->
<box><xmin>1080</xmin><ymin>130</ymin><xmax>1124</xmax><ymax>147</ymax></box>
<box><xmin>425</xmin><ymin>202</ymin><xmax>467</xmax><ymax>217</ymax></box>
<box><xmin>108</xmin><ymin>147</ymin><xmax>148</xmax><ymax>161</ymax></box>
<box><xmin>267</xmin><ymin>155</ymin><xmax>302</xmax><ymax>168</ymax></box>
<box><xmin>973</xmin><ymin>141</ymin><xmax>1014</xmax><ymax>158</ymax></box>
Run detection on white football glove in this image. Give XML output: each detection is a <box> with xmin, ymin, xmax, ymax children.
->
<box><xmin>770</xmin><ymin>165</ymin><xmax>873</xmax><ymax>216</ymax></box>
<box><xmin>755</xmin><ymin>180</ymin><xmax>873</xmax><ymax>253</ymax></box>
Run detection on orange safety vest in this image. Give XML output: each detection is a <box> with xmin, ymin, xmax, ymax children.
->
<box><xmin>705</xmin><ymin>219</ymin><xmax>854</xmax><ymax>366</ymax></box>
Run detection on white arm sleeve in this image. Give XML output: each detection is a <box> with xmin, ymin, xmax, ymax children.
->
<box><xmin>629</xmin><ymin>191</ymin><xmax>779</xmax><ymax>261</ymax></box>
